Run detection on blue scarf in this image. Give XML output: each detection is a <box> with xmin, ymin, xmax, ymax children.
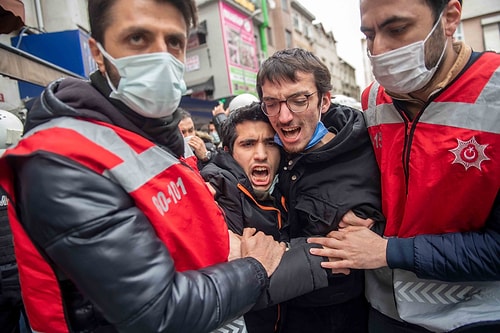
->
<box><xmin>274</xmin><ymin>121</ymin><xmax>328</xmax><ymax>150</ymax></box>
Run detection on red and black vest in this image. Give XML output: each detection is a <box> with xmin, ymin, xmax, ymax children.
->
<box><xmin>362</xmin><ymin>52</ymin><xmax>500</xmax><ymax>238</ymax></box>
<box><xmin>0</xmin><ymin>117</ymin><xmax>229</xmax><ymax>332</ymax></box>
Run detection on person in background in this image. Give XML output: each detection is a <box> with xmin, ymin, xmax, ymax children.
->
<box><xmin>0</xmin><ymin>110</ymin><xmax>31</xmax><ymax>333</ymax></box>
<box><xmin>208</xmin><ymin>121</ymin><xmax>221</xmax><ymax>147</ymax></box>
<box><xmin>178</xmin><ymin>108</ymin><xmax>217</xmax><ymax>170</ymax></box>
<box><xmin>256</xmin><ymin>47</ymin><xmax>385</xmax><ymax>333</ymax></box>
<box><xmin>0</xmin><ymin>0</ymin><xmax>287</xmax><ymax>331</ymax></box>
<box><xmin>212</xmin><ymin>93</ymin><xmax>260</xmax><ymax>138</ymax></box>
<box><xmin>309</xmin><ymin>0</ymin><xmax>500</xmax><ymax>332</ymax></box>
<box><xmin>202</xmin><ymin>102</ymin><xmax>330</xmax><ymax>332</ymax></box>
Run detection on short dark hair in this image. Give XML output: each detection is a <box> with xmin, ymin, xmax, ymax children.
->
<box><xmin>177</xmin><ymin>107</ymin><xmax>192</xmax><ymax>121</ymax></box>
<box><xmin>221</xmin><ymin>102</ymin><xmax>272</xmax><ymax>154</ymax></box>
<box><xmin>256</xmin><ymin>48</ymin><xmax>332</xmax><ymax>107</ymax></box>
<box><xmin>88</xmin><ymin>0</ymin><xmax>198</xmax><ymax>44</ymax></box>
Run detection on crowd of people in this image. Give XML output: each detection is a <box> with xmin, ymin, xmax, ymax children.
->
<box><xmin>0</xmin><ymin>0</ymin><xmax>498</xmax><ymax>332</ymax></box>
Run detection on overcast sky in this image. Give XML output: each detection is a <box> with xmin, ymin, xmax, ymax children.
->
<box><xmin>296</xmin><ymin>0</ymin><xmax>367</xmax><ymax>88</ymax></box>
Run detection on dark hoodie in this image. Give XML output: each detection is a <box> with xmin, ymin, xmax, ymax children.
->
<box><xmin>201</xmin><ymin>151</ymin><xmax>285</xmax><ymax>240</ymax></box>
<box><xmin>281</xmin><ymin>103</ymin><xmax>384</xmax><ymax>238</ymax></box>
<box><xmin>278</xmin><ymin>103</ymin><xmax>384</xmax><ymax>325</ymax></box>
<box><xmin>201</xmin><ymin>151</ymin><xmax>329</xmax><ymax>333</ymax></box>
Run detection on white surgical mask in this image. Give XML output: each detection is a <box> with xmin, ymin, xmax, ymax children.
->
<box><xmin>97</xmin><ymin>43</ymin><xmax>187</xmax><ymax>118</ymax></box>
<box><xmin>368</xmin><ymin>12</ymin><xmax>446</xmax><ymax>94</ymax></box>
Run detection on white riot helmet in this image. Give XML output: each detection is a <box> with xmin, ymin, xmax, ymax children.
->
<box><xmin>228</xmin><ymin>93</ymin><xmax>259</xmax><ymax>113</ymax></box>
<box><xmin>0</xmin><ymin>110</ymin><xmax>23</xmax><ymax>155</ymax></box>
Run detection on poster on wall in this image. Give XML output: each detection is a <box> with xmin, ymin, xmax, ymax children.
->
<box><xmin>219</xmin><ymin>2</ymin><xmax>259</xmax><ymax>95</ymax></box>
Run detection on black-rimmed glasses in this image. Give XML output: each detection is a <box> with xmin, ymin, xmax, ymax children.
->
<box><xmin>261</xmin><ymin>91</ymin><xmax>318</xmax><ymax>117</ymax></box>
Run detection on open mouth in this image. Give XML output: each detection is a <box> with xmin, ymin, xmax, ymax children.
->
<box><xmin>281</xmin><ymin>126</ymin><xmax>300</xmax><ymax>140</ymax></box>
<box><xmin>250</xmin><ymin>166</ymin><xmax>271</xmax><ymax>187</ymax></box>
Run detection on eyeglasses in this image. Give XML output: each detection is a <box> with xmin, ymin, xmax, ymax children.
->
<box><xmin>261</xmin><ymin>91</ymin><xmax>318</xmax><ymax>117</ymax></box>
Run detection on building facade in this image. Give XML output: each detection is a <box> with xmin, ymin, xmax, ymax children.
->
<box><xmin>459</xmin><ymin>0</ymin><xmax>500</xmax><ymax>53</ymax></box>
<box><xmin>8</xmin><ymin>0</ymin><xmax>494</xmax><ymax>120</ymax></box>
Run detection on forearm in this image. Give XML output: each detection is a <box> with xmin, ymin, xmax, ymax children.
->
<box><xmin>387</xmin><ymin>230</ymin><xmax>500</xmax><ymax>281</ymax></box>
<box><xmin>252</xmin><ymin>239</ymin><xmax>328</xmax><ymax>309</ymax></box>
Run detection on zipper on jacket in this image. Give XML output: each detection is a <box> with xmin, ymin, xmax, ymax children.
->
<box><xmin>397</xmin><ymin>102</ymin><xmax>432</xmax><ymax>195</ymax></box>
<box><xmin>237</xmin><ymin>183</ymin><xmax>283</xmax><ymax>230</ymax></box>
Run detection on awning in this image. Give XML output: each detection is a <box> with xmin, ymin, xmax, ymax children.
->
<box><xmin>0</xmin><ymin>0</ymin><xmax>25</xmax><ymax>33</ymax></box>
<box><xmin>179</xmin><ymin>96</ymin><xmax>219</xmax><ymax>122</ymax></box>
<box><xmin>0</xmin><ymin>43</ymin><xmax>83</xmax><ymax>86</ymax></box>
<box><xmin>187</xmin><ymin>76</ymin><xmax>214</xmax><ymax>93</ymax></box>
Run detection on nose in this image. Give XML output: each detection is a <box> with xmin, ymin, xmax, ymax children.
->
<box><xmin>277</xmin><ymin>102</ymin><xmax>294</xmax><ymax>123</ymax></box>
<box><xmin>150</xmin><ymin>38</ymin><xmax>169</xmax><ymax>53</ymax></box>
<box><xmin>370</xmin><ymin>36</ymin><xmax>391</xmax><ymax>56</ymax></box>
<box><xmin>254</xmin><ymin>143</ymin><xmax>268</xmax><ymax>160</ymax></box>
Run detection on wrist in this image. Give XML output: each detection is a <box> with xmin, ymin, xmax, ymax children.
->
<box><xmin>202</xmin><ymin>150</ymin><xmax>212</xmax><ymax>162</ymax></box>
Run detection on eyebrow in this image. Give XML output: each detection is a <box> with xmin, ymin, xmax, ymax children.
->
<box><xmin>360</xmin><ymin>15</ymin><xmax>410</xmax><ymax>34</ymax></box>
<box><xmin>118</xmin><ymin>27</ymin><xmax>187</xmax><ymax>42</ymax></box>
<box><xmin>263</xmin><ymin>90</ymin><xmax>312</xmax><ymax>100</ymax></box>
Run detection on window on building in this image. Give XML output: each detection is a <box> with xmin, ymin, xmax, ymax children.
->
<box><xmin>482</xmin><ymin>15</ymin><xmax>500</xmax><ymax>53</ymax></box>
<box><xmin>285</xmin><ymin>29</ymin><xmax>292</xmax><ymax>48</ymax></box>
<box><xmin>281</xmin><ymin>0</ymin><xmax>288</xmax><ymax>12</ymax></box>
<box><xmin>304</xmin><ymin>25</ymin><xmax>312</xmax><ymax>40</ymax></box>
<box><xmin>187</xmin><ymin>20</ymin><xmax>207</xmax><ymax>50</ymax></box>
<box><xmin>293</xmin><ymin>13</ymin><xmax>301</xmax><ymax>31</ymax></box>
<box><xmin>267</xmin><ymin>27</ymin><xmax>273</xmax><ymax>46</ymax></box>
<box><xmin>453</xmin><ymin>22</ymin><xmax>464</xmax><ymax>42</ymax></box>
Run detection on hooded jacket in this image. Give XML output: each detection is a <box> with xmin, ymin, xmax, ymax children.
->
<box><xmin>201</xmin><ymin>151</ymin><xmax>328</xmax><ymax>332</ymax></box>
<box><xmin>280</xmin><ymin>103</ymin><xmax>384</xmax><ymax>308</ymax></box>
<box><xmin>201</xmin><ymin>152</ymin><xmax>285</xmax><ymax>239</ymax></box>
<box><xmin>0</xmin><ymin>72</ymin><xmax>269</xmax><ymax>333</ymax></box>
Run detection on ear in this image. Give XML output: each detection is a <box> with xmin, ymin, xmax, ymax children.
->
<box><xmin>320</xmin><ymin>91</ymin><xmax>331</xmax><ymax>114</ymax></box>
<box><xmin>88</xmin><ymin>37</ymin><xmax>106</xmax><ymax>74</ymax></box>
<box><xmin>443</xmin><ymin>0</ymin><xmax>462</xmax><ymax>38</ymax></box>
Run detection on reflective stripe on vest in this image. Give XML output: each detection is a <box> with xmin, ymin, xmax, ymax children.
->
<box><xmin>19</xmin><ymin>117</ymin><xmax>229</xmax><ymax>270</ymax></box>
<box><xmin>366</xmin><ymin>267</ymin><xmax>500</xmax><ymax>332</ymax></box>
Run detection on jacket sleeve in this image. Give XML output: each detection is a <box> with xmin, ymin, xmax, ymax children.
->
<box><xmin>13</xmin><ymin>153</ymin><xmax>268</xmax><ymax>333</ymax></box>
<box><xmin>201</xmin><ymin>164</ymin><xmax>244</xmax><ymax>234</ymax></box>
<box><xmin>252</xmin><ymin>238</ymin><xmax>328</xmax><ymax>310</ymax></box>
<box><xmin>387</xmin><ymin>191</ymin><xmax>500</xmax><ymax>281</ymax></box>
<box><xmin>213</xmin><ymin>113</ymin><xmax>227</xmax><ymax>138</ymax></box>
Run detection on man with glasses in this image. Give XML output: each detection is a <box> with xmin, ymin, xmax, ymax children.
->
<box><xmin>256</xmin><ymin>48</ymin><xmax>385</xmax><ymax>332</ymax></box>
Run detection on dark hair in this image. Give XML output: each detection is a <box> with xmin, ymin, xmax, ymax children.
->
<box><xmin>256</xmin><ymin>48</ymin><xmax>332</xmax><ymax>105</ymax></box>
<box><xmin>221</xmin><ymin>102</ymin><xmax>271</xmax><ymax>154</ymax></box>
<box><xmin>177</xmin><ymin>107</ymin><xmax>192</xmax><ymax>121</ymax></box>
<box><xmin>88</xmin><ymin>0</ymin><xmax>198</xmax><ymax>44</ymax></box>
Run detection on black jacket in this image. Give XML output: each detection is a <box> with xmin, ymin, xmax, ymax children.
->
<box><xmin>201</xmin><ymin>152</ymin><xmax>285</xmax><ymax>240</ymax></box>
<box><xmin>280</xmin><ymin>104</ymin><xmax>385</xmax><ymax>308</ymax></box>
<box><xmin>0</xmin><ymin>188</ymin><xmax>15</xmax><ymax>266</ymax></box>
<box><xmin>201</xmin><ymin>152</ymin><xmax>329</xmax><ymax>332</ymax></box>
<box><xmin>2</xmin><ymin>73</ymin><xmax>271</xmax><ymax>333</ymax></box>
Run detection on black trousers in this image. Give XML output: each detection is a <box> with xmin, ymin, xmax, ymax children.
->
<box><xmin>280</xmin><ymin>294</ymin><xmax>368</xmax><ymax>333</ymax></box>
<box><xmin>0</xmin><ymin>264</ymin><xmax>31</xmax><ymax>333</ymax></box>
